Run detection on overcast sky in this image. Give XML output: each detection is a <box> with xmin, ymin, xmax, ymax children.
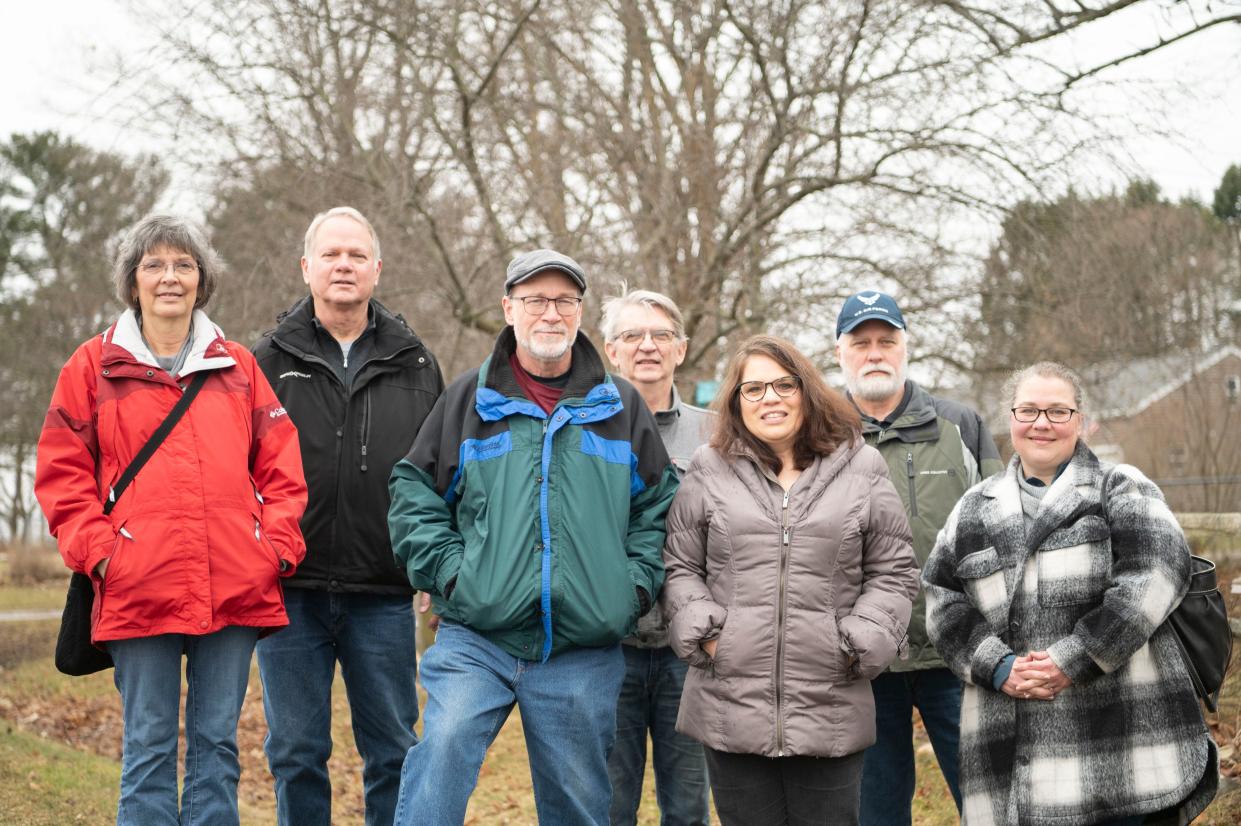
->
<box><xmin>2</xmin><ymin>1</ymin><xmax>1239</xmax><ymax>206</ymax></box>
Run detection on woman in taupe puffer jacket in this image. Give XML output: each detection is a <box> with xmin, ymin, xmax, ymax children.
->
<box><xmin>662</xmin><ymin>335</ymin><xmax>919</xmax><ymax>826</ymax></box>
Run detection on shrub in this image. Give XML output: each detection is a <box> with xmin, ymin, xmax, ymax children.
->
<box><xmin>4</xmin><ymin>543</ymin><xmax>67</xmax><ymax>585</ymax></box>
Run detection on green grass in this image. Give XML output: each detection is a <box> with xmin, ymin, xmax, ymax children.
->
<box><xmin>0</xmin><ymin>723</ymin><xmax>119</xmax><ymax>825</ymax></box>
<box><xmin>0</xmin><ymin>581</ymin><xmax>69</xmax><ymax>612</ymax></box>
<box><xmin>1</xmin><ymin>560</ymin><xmax>1239</xmax><ymax>825</ymax></box>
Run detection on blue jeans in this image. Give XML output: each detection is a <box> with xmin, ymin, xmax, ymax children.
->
<box><xmin>256</xmin><ymin>588</ymin><xmax>418</xmax><ymax>826</ymax></box>
<box><xmin>608</xmin><ymin>645</ymin><xmax>710</xmax><ymax>826</ymax></box>
<box><xmin>394</xmin><ymin>621</ymin><xmax>626</xmax><ymax>826</ymax></box>
<box><xmin>108</xmin><ymin>626</ymin><xmax>258</xmax><ymax>826</ymax></box>
<box><xmin>859</xmin><ymin>668</ymin><xmax>963</xmax><ymax>826</ymax></box>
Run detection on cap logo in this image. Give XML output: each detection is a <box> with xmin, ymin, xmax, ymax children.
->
<box><xmin>858</xmin><ymin>292</ymin><xmax>881</xmax><ymax>306</ymax></box>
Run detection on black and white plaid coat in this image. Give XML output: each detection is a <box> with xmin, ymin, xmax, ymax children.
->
<box><xmin>923</xmin><ymin>442</ymin><xmax>1213</xmax><ymax>825</ymax></box>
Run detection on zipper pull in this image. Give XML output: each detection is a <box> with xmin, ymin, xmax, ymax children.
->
<box><xmin>782</xmin><ymin>527</ymin><xmax>790</xmax><ymax>545</ymax></box>
<box><xmin>254</xmin><ymin>519</ymin><xmax>261</xmax><ymax>541</ymax></box>
<box><xmin>906</xmin><ymin>451</ymin><xmax>915</xmax><ymax>477</ymax></box>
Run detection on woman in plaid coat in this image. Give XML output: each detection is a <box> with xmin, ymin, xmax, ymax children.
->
<box><xmin>923</xmin><ymin>362</ymin><xmax>1216</xmax><ymax>826</ymax></box>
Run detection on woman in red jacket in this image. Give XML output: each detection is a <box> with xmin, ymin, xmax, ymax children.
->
<box><xmin>34</xmin><ymin>214</ymin><xmax>308</xmax><ymax>825</ymax></box>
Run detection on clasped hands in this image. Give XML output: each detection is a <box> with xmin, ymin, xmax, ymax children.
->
<box><xmin>1001</xmin><ymin>650</ymin><xmax>1072</xmax><ymax>701</ymax></box>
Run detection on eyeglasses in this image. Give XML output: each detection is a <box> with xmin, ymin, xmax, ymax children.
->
<box><xmin>138</xmin><ymin>259</ymin><xmax>198</xmax><ymax>277</ymax></box>
<box><xmin>738</xmin><ymin>375</ymin><xmax>801</xmax><ymax>403</ymax></box>
<box><xmin>614</xmin><ymin>328</ymin><xmax>680</xmax><ymax>345</ymax></box>
<box><xmin>511</xmin><ymin>295</ymin><xmax>583</xmax><ymax>316</ymax></box>
<box><xmin>1011</xmin><ymin>406</ymin><xmax>1077</xmax><ymax>424</ymax></box>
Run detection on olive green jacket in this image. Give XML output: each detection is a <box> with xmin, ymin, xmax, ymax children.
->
<box><xmin>854</xmin><ymin>380</ymin><xmax>1001</xmax><ymax>671</ymax></box>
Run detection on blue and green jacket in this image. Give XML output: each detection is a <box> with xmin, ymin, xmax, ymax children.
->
<box><xmin>388</xmin><ymin>328</ymin><xmax>678</xmax><ymax>661</ymax></box>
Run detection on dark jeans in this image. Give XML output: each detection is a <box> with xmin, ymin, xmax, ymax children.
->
<box><xmin>704</xmin><ymin>747</ymin><xmax>863</xmax><ymax>826</ymax></box>
<box><xmin>607</xmin><ymin>645</ymin><xmax>710</xmax><ymax>826</ymax></box>
<box><xmin>257</xmin><ymin>588</ymin><xmax>418</xmax><ymax>826</ymax></box>
<box><xmin>860</xmin><ymin>667</ymin><xmax>963</xmax><ymax>826</ymax></box>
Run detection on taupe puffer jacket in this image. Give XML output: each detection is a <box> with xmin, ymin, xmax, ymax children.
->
<box><xmin>662</xmin><ymin>438</ymin><xmax>918</xmax><ymax>758</ymax></box>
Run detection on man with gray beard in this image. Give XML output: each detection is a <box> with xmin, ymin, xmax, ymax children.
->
<box><xmin>834</xmin><ymin>291</ymin><xmax>1001</xmax><ymax>826</ymax></box>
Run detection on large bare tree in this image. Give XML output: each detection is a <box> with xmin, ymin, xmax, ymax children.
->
<box><xmin>121</xmin><ymin>0</ymin><xmax>1240</xmax><ymax>378</ymax></box>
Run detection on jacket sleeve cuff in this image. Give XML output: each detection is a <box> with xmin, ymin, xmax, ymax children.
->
<box><xmin>969</xmin><ymin>635</ymin><xmax>1014</xmax><ymax>687</ymax></box>
<box><xmin>668</xmin><ymin>598</ymin><xmax>726</xmax><ymax>664</ymax></box>
<box><xmin>82</xmin><ymin>538</ymin><xmax>116</xmax><ymax>580</ymax></box>
<box><xmin>435</xmin><ymin>554</ymin><xmax>463</xmax><ymax>598</ymax></box>
<box><xmin>1047</xmin><ymin>635</ymin><xmax>1105</xmax><ymax>684</ymax></box>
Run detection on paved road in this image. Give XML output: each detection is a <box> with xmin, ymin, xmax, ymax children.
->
<box><xmin>0</xmin><ymin>609</ymin><xmax>60</xmax><ymax>622</ymax></box>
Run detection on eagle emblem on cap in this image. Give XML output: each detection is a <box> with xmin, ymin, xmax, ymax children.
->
<box><xmin>858</xmin><ymin>292</ymin><xmax>881</xmax><ymax>306</ymax></box>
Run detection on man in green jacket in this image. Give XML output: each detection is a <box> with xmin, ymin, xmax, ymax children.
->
<box><xmin>834</xmin><ymin>291</ymin><xmax>1001</xmax><ymax>826</ymax></box>
<box><xmin>388</xmin><ymin>250</ymin><xmax>679</xmax><ymax>825</ymax></box>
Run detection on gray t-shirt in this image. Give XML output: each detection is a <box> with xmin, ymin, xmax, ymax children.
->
<box><xmin>626</xmin><ymin>384</ymin><xmax>714</xmax><ymax>649</ymax></box>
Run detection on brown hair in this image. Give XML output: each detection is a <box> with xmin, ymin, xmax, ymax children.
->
<box><xmin>710</xmin><ymin>335</ymin><xmax>861</xmax><ymax>473</ymax></box>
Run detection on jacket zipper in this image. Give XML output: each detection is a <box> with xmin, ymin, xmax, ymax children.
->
<box><xmin>906</xmin><ymin>450</ymin><xmax>918</xmax><ymax>517</ymax></box>
<box><xmin>269</xmin><ymin>337</ymin><xmax>424</xmax><ymax>584</ymax></box>
<box><xmin>776</xmin><ymin>487</ymin><xmax>791</xmax><ymax>756</ymax></box>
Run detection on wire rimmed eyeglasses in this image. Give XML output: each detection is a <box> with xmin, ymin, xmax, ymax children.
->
<box><xmin>738</xmin><ymin>375</ymin><xmax>801</xmax><ymax>402</ymax></box>
<box><xmin>511</xmin><ymin>295</ymin><xmax>583</xmax><ymax>316</ymax></box>
<box><xmin>613</xmin><ymin>328</ymin><xmax>680</xmax><ymax>345</ymax></box>
<box><xmin>1011</xmin><ymin>406</ymin><xmax>1077</xmax><ymax>424</ymax></box>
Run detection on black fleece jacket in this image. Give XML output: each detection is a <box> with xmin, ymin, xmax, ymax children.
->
<box><xmin>254</xmin><ymin>296</ymin><xmax>444</xmax><ymax>593</ymax></box>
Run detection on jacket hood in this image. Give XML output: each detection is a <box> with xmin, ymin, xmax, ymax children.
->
<box><xmin>102</xmin><ymin>309</ymin><xmax>236</xmax><ymax>377</ymax></box>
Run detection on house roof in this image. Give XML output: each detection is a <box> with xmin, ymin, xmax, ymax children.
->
<box><xmin>1086</xmin><ymin>345</ymin><xmax>1241</xmax><ymax>420</ymax></box>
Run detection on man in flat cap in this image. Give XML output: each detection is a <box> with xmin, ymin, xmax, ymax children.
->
<box><xmin>388</xmin><ymin>249</ymin><xmax>678</xmax><ymax>824</ymax></box>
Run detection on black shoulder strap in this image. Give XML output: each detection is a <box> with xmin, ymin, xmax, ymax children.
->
<box><xmin>103</xmin><ymin>370</ymin><xmax>210</xmax><ymax>516</ymax></box>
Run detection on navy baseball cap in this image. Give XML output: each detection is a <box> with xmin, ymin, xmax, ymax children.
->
<box><xmin>836</xmin><ymin>290</ymin><xmax>906</xmax><ymax>337</ymax></box>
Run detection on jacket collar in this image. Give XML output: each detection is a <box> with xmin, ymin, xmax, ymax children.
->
<box><xmin>475</xmin><ymin>326</ymin><xmax>617</xmax><ymax>418</ymax></box>
<box><xmin>978</xmin><ymin>440</ymin><xmax>1102</xmax><ymax>562</ymax></box>
<box><xmin>856</xmin><ymin>380</ymin><xmax>940</xmax><ymax>442</ymax></box>
<box><xmin>271</xmin><ymin>296</ymin><xmax>424</xmax><ymax>363</ymax></box>
<box><xmin>728</xmin><ymin>436</ymin><xmax>865</xmax><ymax>524</ymax></box>
<box><xmin>102</xmin><ymin>309</ymin><xmax>234</xmax><ymax>378</ymax></box>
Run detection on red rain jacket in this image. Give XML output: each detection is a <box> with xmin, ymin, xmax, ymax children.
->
<box><xmin>35</xmin><ymin>310</ymin><xmax>308</xmax><ymax>642</ymax></box>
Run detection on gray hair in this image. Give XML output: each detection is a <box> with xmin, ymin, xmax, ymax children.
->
<box><xmin>113</xmin><ymin>215</ymin><xmax>222</xmax><ymax>312</ymax></box>
<box><xmin>303</xmin><ymin>206</ymin><xmax>381</xmax><ymax>261</ymax></box>
<box><xmin>1002</xmin><ymin>361</ymin><xmax>1089</xmax><ymax>417</ymax></box>
<box><xmin>599</xmin><ymin>286</ymin><xmax>687</xmax><ymax>341</ymax></box>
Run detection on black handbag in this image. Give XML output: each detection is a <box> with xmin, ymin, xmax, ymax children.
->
<box><xmin>54</xmin><ymin>371</ymin><xmax>210</xmax><ymax>676</ymax></box>
<box><xmin>1102</xmin><ymin>468</ymin><xmax>1233</xmax><ymax>712</ymax></box>
<box><xmin>1165</xmin><ymin>555</ymin><xmax>1232</xmax><ymax>712</ymax></box>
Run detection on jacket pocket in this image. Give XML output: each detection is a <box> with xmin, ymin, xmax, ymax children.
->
<box><xmin>252</xmin><ymin>514</ymin><xmax>283</xmax><ymax>573</ymax></box>
<box><xmin>100</xmin><ymin>523</ymin><xmax>133</xmax><ymax>591</ymax></box>
<box><xmin>956</xmin><ymin>546</ymin><xmax>1007</xmax><ymax>621</ymax></box>
<box><xmin>709</xmin><ymin>613</ymin><xmax>736</xmax><ymax>677</ymax></box>
<box><xmin>1037</xmin><ymin>516</ymin><xmax>1111</xmax><ymax>607</ymax></box>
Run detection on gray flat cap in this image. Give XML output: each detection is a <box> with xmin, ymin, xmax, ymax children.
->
<box><xmin>504</xmin><ymin>249</ymin><xmax>587</xmax><ymax>294</ymax></box>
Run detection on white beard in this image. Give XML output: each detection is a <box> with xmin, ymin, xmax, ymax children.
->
<box><xmin>518</xmin><ymin>326</ymin><xmax>577</xmax><ymax>364</ymax></box>
<box><xmin>845</xmin><ymin>363</ymin><xmax>906</xmax><ymax>402</ymax></box>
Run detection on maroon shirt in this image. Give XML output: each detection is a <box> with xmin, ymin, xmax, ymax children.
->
<box><xmin>509</xmin><ymin>353</ymin><xmax>567</xmax><ymax>414</ymax></box>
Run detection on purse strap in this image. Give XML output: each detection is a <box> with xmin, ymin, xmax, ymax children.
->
<box><xmin>103</xmin><ymin>370</ymin><xmax>210</xmax><ymax>517</ymax></box>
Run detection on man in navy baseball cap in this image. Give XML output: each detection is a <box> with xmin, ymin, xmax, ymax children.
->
<box><xmin>835</xmin><ymin>289</ymin><xmax>906</xmax><ymax>337</ymax></box>
<box><xmin>834</xmin><ymin>288</ymin><xmax>1000</xmax><ymax>826</ymax></box>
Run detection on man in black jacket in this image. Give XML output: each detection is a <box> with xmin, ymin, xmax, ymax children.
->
<box><xmin>253</xmin><ymin>207</ymin><xmax>444</xmax><ymax>826</ymax></box>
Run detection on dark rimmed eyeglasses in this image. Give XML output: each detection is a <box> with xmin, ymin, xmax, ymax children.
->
<box><xmin>738</xmin><ymin>375</ymin><xmax>801</xmax><ymax>403</ymax></box>
<box><xmin>1011</xmin><ymin>406</ymin><xmax>1077</xmax><ymax>424</ymax></box>
<box><xmin>511</xmin><ymin>295</ymin><xmax>583</xmax><ymax>316</ymax></box>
